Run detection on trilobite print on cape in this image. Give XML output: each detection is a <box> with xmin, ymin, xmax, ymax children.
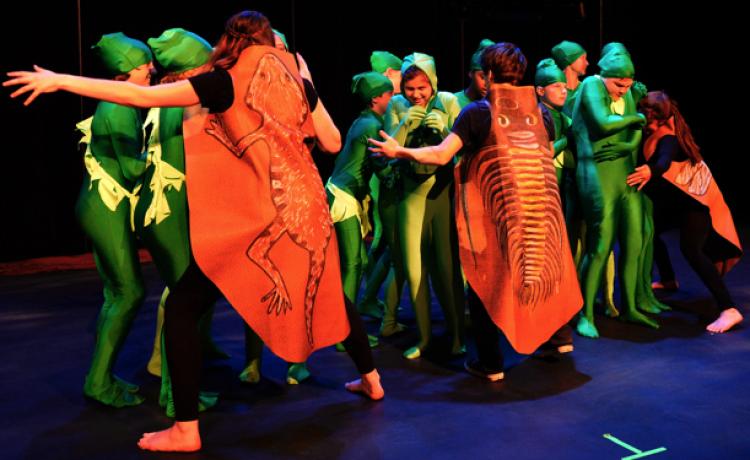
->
<box><xmin>183</xmin><ymin>46</ymin><xmax>349</xmax><ymax>363</ymax></box>
<box><xmin>455</xmin><ymin>84</ymin><xmax>581</xmax><ymax>354</ymax></box>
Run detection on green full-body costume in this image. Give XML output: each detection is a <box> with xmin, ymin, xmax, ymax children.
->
<box><xmin>594</xmin><ymin>43</ymin><xmax>669</xmax><ymax>316</ymax></box>
<box><xmin>327</xmin><ymin>72</ymin><xmax>402</xmax><ymax>335</ymax></box>
<box><xmin>132</xmin><ymin>28</ymin><xmax>220</xmax><ymax>415</ymax></box>
<box><xmin>357</xmin><ymin>51</ymin><xmax>405</xmax><ymax>321</ymax></box>
<box><xmin>79</xmin><ymin>33</ymin><xmax>150</xmax><ymax>407</ymax></box>
<box><xmin>551</xmin><ymin>40</ymin><xmax>620</xmax><ymax>313</ymax></box>
<box><xmin>384</xmin><ymin>53</ymin><xmax>465</xmax><ymax>358</ymax></box>
<box><xmin>571</xmin><ymin>50</ymin><xmax>659</xmax><ymax>338</ymax></box>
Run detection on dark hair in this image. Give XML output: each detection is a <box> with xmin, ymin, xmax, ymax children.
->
<box><xmin>210</xmin><ymin>10</ymin><xmax>275</xmax><ymax>70</ymax></box>
<box><xmin>400</xmin><ymin>65</ymin><xmax>431</xmax><ymax>94</ymax></box>
<box><xmin>639</xmin><ymin>91</ymin><xmax>702</xmax><ymax>164</ymax></box>
<box><xmin>480</xmin><ymin>42</ymin><xmax>527</xmax><ymax>85</ymax></box>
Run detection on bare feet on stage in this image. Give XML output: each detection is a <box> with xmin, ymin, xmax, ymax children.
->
<box><xmin>345</xmin><ymin>369</ymin><xmax>385</xmax><ymax>400</ymax></box>
<box><xmin>706</xmin><ymin>308</ymin><xmax>743</xmax><ymax>334</ymax></box>
<box><xmin>138</xmin><ymin>420</ymin><xmax>202</xmax><ymax>452</ymax></box>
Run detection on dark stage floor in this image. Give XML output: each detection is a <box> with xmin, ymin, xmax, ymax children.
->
<box><xmin>2</xmin><ymin>228</ymin><xmax>749</xmax><ymax>460</ymax></box>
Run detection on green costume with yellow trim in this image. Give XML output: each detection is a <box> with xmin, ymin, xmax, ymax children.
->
<box><xmin>79</xmin><ymin>33</ymin><xmax>150</xmax><ymax>407</ymax></box>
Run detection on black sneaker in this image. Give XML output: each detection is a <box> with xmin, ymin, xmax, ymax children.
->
<box><xmin>464</xmin><ymin>360</ymin><xmax>504</xmax><ymax>382</ymax></box>
<box><xmin>536</xmin><ymin>343</ymin><xmax>574</xmax><ymax>357</ymax></box>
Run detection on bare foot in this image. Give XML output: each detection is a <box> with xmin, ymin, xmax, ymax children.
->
<box><xmin>706</xmin><ymin>308</ymin><xmax>743</xmax><ymax>333</ymax></box>
<box><xmin>137</xmin><ymin>421</ymin><xmax>201</xmax><ymax>452</ymax></box>
<box><xmin>345</xmin><ymin>369</ymin><xmax>385</xmax><ymax>400</ymax></box>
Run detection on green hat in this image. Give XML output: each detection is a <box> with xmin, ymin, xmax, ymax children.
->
<box><xmin>401</xmin><ymin>52</ymin><xmax>438</xmax><ymax>92</ymax></box>
<box><xmin>370</xmin><ymin>51</ymin><xmax>403</xmax><ymax>74</ymax></box>
<box><xmin>535</xmin><ymin>58</ymin><xmax>566</xmax><ymax>87</ymax></box>
<box><xmin>148</xmin><ymin>28</ymin><xmax>212</xmax><ymax>73</ymax></box>
<box><xmin>351</xmin><ymin>71</ymin><xmax>394</xmax><ymax>104</ymax></box>
<box><xmin>601</xmin><ymin>42</ymin><xmax>630</xmax><ymax>58</ymax></box>
<box><xmin>598</xmin><ymin>51</ymin><xmax>635</xmax><ymax>78</ymax></box>
<box><xmin>551</xmin><ymin>40</ymin><xmax>586</xmax><ymax>69</ymax></box>
<box><xmin>93</xmin><ymin>32</ymin><xmax>152</xmax><ymax>76</ymax></box>
<box><xmin>273</xmin><ymin>28</ymin><xmax>289</xmax><ymax>50</ymax></box>
<box><xmin>470</xmin><ymin>38</ymin><xmax>495</xmax><ymax>71</ymax></box>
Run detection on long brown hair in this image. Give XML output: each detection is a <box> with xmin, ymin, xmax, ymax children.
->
<box><xmin>639</xmin><ymin>91</ymin><xmax>702</xmax><ymax>164</ymax></box>
<box><xmin>210</xmin><ymin>10</ymin><xmax>275</xmax><ymax>70</ymax></box>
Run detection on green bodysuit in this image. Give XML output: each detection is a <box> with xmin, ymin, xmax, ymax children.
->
<box><xmin>384</xmin><ymin>53</ymin><xmax>465</xmax><ymax>358</ymax></box>
<box><xmin>78</xmin><ymin>101</ymin><xmax>147</xmax><ymax>408</ymax></box>
<box><xmin>571</xmin><ymin>71</ymin><xmax>659</xmax><ymax>338</ymax></box>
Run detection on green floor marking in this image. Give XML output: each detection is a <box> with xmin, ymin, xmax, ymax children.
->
<box><xmin>603</xmin><ymin>433</ymin><xmax>667</xmax><ymax>460</ymax></box>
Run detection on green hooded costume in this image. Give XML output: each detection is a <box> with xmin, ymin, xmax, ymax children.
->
<box><xmin>384</xmin><ymin>52</ymin><xmax>465</xmax><ymax>358</ymax></box>
<box><xmin>78</xmin><ymin>32</ymin><xmax>151</xmax><ymax>407</ymax></box>
<box><xmin>552</xmin><ymin>40</ymin><xmax>587</xmax><ymax>117</ymax></box>
<box><xmin>358</xmin><ymin>51</ymin><xmax>405</xmax><ymax>323</ymax></box>
<box><xmin>570</xmin><ymin>49</ymin><xmax>660</xmax><ymax>338</ymax></box>
<box><xmin>454</xmin><ymin>39</ymin><xmax>495</xmax><ymax>109</ymax></box>
<box><xmin>325</xmin><ymin>72</ymin><xmax>400</xmax><ymax>335</ymax></box>
<box><xmin>131</xmin><ymin>28</ymin><xmax>220</xmax><ymax>416</ymax></box>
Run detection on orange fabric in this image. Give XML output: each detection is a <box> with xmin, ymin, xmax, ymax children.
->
<box><xmin>455</xmin><ymin>84</ymin><xmax>582</xmax><ymax>354</ymax></box>
<box><xmin>644</xmin><ymin>129</ymin><xmax>742</xmax><ymax>275</ymax></box>
<box><xmin>183</xmin><ymin>46</ymin><xmax>349</xmax><ymax>363</ymax></box>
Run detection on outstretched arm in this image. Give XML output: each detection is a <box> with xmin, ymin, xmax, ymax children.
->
<box><xmin>310</xmin><ymin>98</ymin><xmax>341</xmax><ymax>153</ymax></box>
<box><xmin>369</xmin><ymin>130</ymin><xmax>463</xmax><ymax>166</ymax></box>
<box><xmin>5</xmin><ymin>65</ymin><xmax>199</xmax><ymax>108</ymax></box>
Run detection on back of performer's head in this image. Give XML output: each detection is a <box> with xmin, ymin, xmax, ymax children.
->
<box><xmin>481</xmin><ymin>42</ymin><xmax>527</xmax><ymax>85</ymax></box>
<box><xmin>211</xmin><ymin>10</ymin><xmax>275</xmax><ymax>70</ymax></box>
<box><xmin>639</xmin><ymin>91</ymin><xmax>702</xmax><ymax>164</ymax></box>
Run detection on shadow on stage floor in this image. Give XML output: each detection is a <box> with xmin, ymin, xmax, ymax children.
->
<box><xmin>1</xmin><ymin>228</ymin><xmax>749</xmax><ymax>459</ymax></box>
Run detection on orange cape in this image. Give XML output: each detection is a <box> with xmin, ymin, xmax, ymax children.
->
<box><xmin>183</xmin><ymin>46</ymin><xmax>349</xmax><ymax>363</ymax></box>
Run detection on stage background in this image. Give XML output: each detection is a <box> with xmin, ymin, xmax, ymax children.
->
<box><xmin>1</xmin><ymin>0</ymin><xmax>744</xmax><ymax>261</ymax></box>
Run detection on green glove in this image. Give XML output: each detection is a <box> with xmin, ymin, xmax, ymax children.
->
<box><xmin>405</xmin><ymin>106</ymin><xmax>427</xmax><ymax>131</ymax></box>
<box><xmin>423</xmin><ymin>112</ymin><xmax>446</xmax><ymax>134</ymax></box>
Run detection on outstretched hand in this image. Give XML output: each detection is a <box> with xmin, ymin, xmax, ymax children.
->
<box><xmin>4</xmin><ymin>65</ymin><xmax>61</xmax><ymax>106</ymax></box>
<box><xmin>368</xmin><ymin>130</ymin><xmax>400</xmax><ymax>159</ymax></box>
<box><xmin>626</xmin><ymin>164</ymin><xmax>652</xmax><ymax>191</ymax></box>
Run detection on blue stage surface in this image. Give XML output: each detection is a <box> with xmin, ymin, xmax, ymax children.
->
<box><xmin>1</xmin><ymin>228</ymin><xmax>748</xmax><ymax>459</ymax></box>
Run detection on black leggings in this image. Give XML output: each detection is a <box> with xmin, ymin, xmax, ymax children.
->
<box><xmin>164</xmin><ymin>259</ymin><xmax>374</xmax><ymax>421</ymax></box>
<box><xmin>654</xmin><ymin>209</ymin><xmax>734</xmax><ymax>311</ymax></box>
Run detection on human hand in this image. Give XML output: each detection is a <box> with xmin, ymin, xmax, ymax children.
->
<box><xmin>4</xmin><ymin>65</ymin><xmax>62</xmax><ymax>106</ymax></box>
<box><xmin>404</xmin><ymin>105</ymin><xmax>427</xmax><ymax>130</ymax></box>
<box><xmin>369</xmin><ymin>130</ymin><xmax>401</xmax><ymax>158</ymax></box>
<box><xmin>423</xmin><ymin>112</ymin><xmax>445</xmax><ymax>133</ymax></box>
<box><xmin>632</xmin><ymin>113</ymin><xmax>647</xmax><ymax>127</ymax></box>
<box><xmin>626</xmin><ymin>164</ymin><xmax>652</xmax><ymax>190</ymax></box>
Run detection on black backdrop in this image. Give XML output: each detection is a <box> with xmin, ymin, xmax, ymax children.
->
<box><xmin>1</xmin><ymin>0</ymin><xmax>744</xmax><ymax>261</ymax></box>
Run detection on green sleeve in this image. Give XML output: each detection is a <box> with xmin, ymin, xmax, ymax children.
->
<box><xmin>580</xmin><ymin>79</ymin><xmax>643</xmax><ymax>138</ymax></box>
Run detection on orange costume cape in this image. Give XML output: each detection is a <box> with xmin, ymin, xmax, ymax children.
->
<box><xmin>183</xmin><ymin>46</ymin><xmax>349</xmax><ymax>363</ymax></box>
<box><xmin>644</xmin><ymin>126</ymin><xmax>742</xmax><ymax>275</ymax></box>
<box><xmin>455</xmin><ymin>84</ymin><xmax>582</xmax><ymax>354</ymax></box>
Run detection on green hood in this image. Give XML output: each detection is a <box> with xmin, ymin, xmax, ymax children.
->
<box><xmin>351</xmin><ymin>71</ymin><xmax>393</xmax><ymax>104</ymax></box>
<box><xmin>551</xmin><ymin>40</ymin><xmax>586</xmax><ymax>69</ymax></box>
<box><xmin>93</xmin><ymin>32</ymin><xmax>152</xmax><ymax>76</ymax></box>
<box><xmin>601</xmin><ymin>42</ymin><xmax>630</xmax><ymax>58</ymax></box>
<box><xmin>535</xmin><ymin>58</ymin><xmax>566</xmax><ymax>87</ymax></box>
<box><xmin>598</xmin><ymin>51</ymin><xmax>635</xmax><ymax>78</ymax></box>
<box><xmin>401</xmin><ymin>52</ymin><xmax>438</xmax><ymax>92</ymax></box>
<box><xmin>470</xmin><ymin>38</ymin><xmax>495</xmax><ymax>71</ymax></box>
<box><xmin>148</xmin><ymin>28</ymin><xmax>212</xmax><ymax>73</ymax></box>
<box><xmin>370</xmin><ymin>51</ymin><xmax>403</xmax><ymax>73</ymax></box>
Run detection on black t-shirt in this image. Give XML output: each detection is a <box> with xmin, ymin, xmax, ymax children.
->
<box><xmin>452</xmin><ymin>99</ymin><xmax>557</xmax><ymax>155</ymax></box>
<box><xmin>451</xmin><ymin>100</ymin><xmax>491</xmax><ymax>153</ymax></box>
<box><xmin>188</xmin><ymin>67</ymin><xmax>319</xmax><ymax>114</ymax></box>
